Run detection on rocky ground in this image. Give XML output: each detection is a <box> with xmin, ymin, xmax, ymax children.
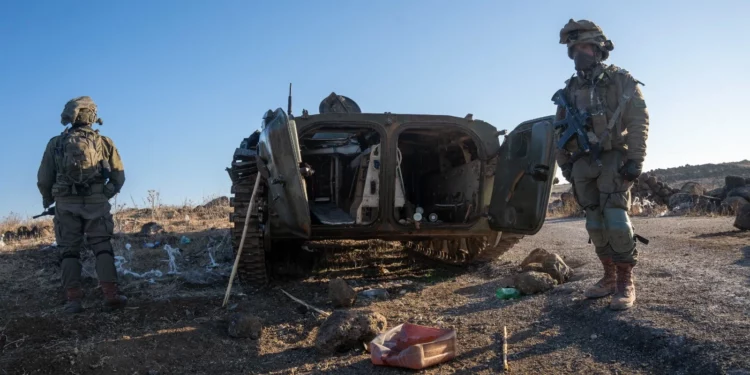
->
<box><xmin>0</xmin><ymin>215</ymin><xmax>748</xmax><ymax>375</ymax></box>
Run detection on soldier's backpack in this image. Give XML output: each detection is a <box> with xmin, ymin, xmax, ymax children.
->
<box><xmin>55</xmin><ymin>127</ymin><xmax>108</xmax><ymax>194</ymax></box>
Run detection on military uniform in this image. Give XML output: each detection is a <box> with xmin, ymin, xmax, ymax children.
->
<box><xmin>555</xmin><ymin>20</ymin><xmax>649</xmax><ymax>310</ymax></box>
<box><xmin>37</xmin><ymin>96</ymin><xmax>127</xmax><ymax>313</ymax></box>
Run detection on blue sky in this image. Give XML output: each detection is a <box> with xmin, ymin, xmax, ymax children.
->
<box><xmin>1</xmin><ymin>0</ymin><xmax>748</xmax><ymax>216</ymax></box>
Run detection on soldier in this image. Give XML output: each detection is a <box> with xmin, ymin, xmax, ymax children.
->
<box><xmin>555</xmin><ymin>20</ymin><xmax>649</xmax><ymax>310</ymax></box>
<box><xmin>37</xmin><ymin>96</ymin><xmax>128</xmax><ymax>314</ymax></box>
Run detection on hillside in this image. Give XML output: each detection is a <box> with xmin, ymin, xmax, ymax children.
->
<box><xmin>646</xmin><ymin>160</ymin><xmax>750</xmax><ymax>190</ymax></box>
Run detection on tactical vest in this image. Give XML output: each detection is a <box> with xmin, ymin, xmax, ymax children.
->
<box><xmin>562</xmin><ymin>65</ymin><xmax>640</xmax><ymax>154</ymax></box>
<box><xmin>53</xmin><ymin>126</ymin><xmax>109</xmax><ymax>197</ymax></box>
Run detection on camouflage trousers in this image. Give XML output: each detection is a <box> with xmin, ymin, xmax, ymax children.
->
<box><xmin>53</xmin><ymin>201</ymin><xmax>118</xmax><ymax>289</ymax></box>
<box><xmin>571</xmin><ymin>150</ymin><xmax>638</xmax><ymax>264</ymax></box>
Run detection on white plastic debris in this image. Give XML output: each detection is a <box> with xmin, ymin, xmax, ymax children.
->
<box><xmin>163</xmin><ymin>245</ymin><xmax>181</xmax><ymax>274</ymax></box>
<box><xmin>114</xmin><ymin>256</ymin><xmax>164</xmax><ymax>279</ymax></box>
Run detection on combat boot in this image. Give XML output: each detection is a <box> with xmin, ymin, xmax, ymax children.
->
<box><xmin>584</xmin><ymin>257</ymin><xmax>617</xmax><ymax>298</ymax></box>
<box><xmin>64</xmin><ymin>287</ymin><xmax>84</xmax><ymax>314</ymax></box>
<box><xmin>100</xmin><ymin>282</ymin><xmax>128</xmax><ymax>312</ymax></box>
<box><xmin>610</xmin><ymin>263</ymin><xmax>636</xmax><ymax>310</ymax></box>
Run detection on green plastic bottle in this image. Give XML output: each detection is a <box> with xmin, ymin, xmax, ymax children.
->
<box><xmin>496</xmin><ymin>287</ymin><xmax>521</xmax><ymax>300</ymax></box>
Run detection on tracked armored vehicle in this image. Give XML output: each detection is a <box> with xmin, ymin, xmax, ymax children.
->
<box><xmin>227</xmin><ymin>92</ymin><xmax>558</xmax><ymax>285</ymax></box>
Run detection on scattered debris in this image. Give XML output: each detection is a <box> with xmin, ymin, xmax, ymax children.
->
<box><xmin>370</xmin><ymin>323</ymin><xmax>456</xmax><ymax>370</ymax></box>
<box><xmin>227</xmin><ymin>313</ymin><xmax>262</xmax><ymax>339</ymax></box>
<box><xmin>359</xmin><ymin>288</ymin><xmax>389</xmax><ymax>299</ymax></box>
<box><xmin>315</xmin><ymin>310</ymin><xmax>387</xmax><ymax>354</ymax></box>
<box><xmin>513</xmin><ymin>271</ymin><xmax>557</xmax><ymax>295</ymax></box>
<box><xmin>496</xmin><ymin>287</ymin><xmax>521</xmax><ymax>300</ymax></box>
<box><xmin>329</xmin><ymin>278</ymin><xmax>357</xmax><ymax>308</ymax></box>
<box><xmin>280</xmin><ymin>289</ymin><xmax>330</xmax><ymax>317</ymax></box>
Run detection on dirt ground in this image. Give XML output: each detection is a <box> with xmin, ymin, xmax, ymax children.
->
<box><xmin>1</xmin><ymin>216</ymin><xmax>749</xmax><ymax>375</ymax></box>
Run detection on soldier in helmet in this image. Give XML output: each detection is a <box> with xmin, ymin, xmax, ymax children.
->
<box><xmin>554</xmin><ymin>20</ymin><xmax>649</xmax><ymax>310</ymax></box>
<box><xmin>37</xmin><ymin>96</ymin><xmax>128</xmax><ymax>313</ymax></box>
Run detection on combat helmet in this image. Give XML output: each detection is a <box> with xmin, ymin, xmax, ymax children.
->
<box><xmin>559</xmin><ymin>19</ymin><xmax>614</xmax><ymax>60</ymax></box>
<box><xmin>60</xmin><ymin>96</ymin><xmax>102</xmax><ymax>126</ymax></box>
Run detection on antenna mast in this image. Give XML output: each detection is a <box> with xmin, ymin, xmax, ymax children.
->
<box><xmin>287</xmin><ymin>83</ymin><xmax>292</xmax><ymax>116</ymax></box>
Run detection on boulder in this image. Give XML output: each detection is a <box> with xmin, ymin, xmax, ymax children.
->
<box><xmin>227</xmin><ymin>313</ymin><xmax>262</xmax><ymax>339</ymax></box>
<box><xmin>725</xmin><ymin>175</ymin><xmax>746</xmax><ymax>191</ymax></box>
<box><xmin>560</xmin><ymin>192</ymin><xmax>575</xmax><ymax>204</ymax></box>
<box><xmin>514</xmin><ymin>271</ymin><xmax>557</xmax><ymax>295</ymax></box>
<box><xmin>315</xmin><ymin>310</ymin><xmax>387</xmax><ymax>354</ymax></box>
<box><xmin>680</xmin><ymin>182</ymin><xmax>704</xmax><ymax>196</ymax></box>
<box><xmin>521</xmin><ymin>263</ymin><xmax>545</xmax><ymax>273</ymax></box>
<box><xmin>139</xmin><ymin>222</ymin><xmax>165</xmax><ymax>237</ymax></box>
<box><xmin>706</xmin><ymin>187</ymin><xmax>727</xmax><ymax>199</ymax></box>
<box><xmin>727</xmin><ymin>186</ymin><xmax>750</xmax><ymax>202</ymax></box>
<box><xmin>329</xmin><ymin>278</ymin><xmax>357</xmax><ymax>308</ymax></box>
<box><xmin>520</xmin><ymin>248</ymin><xmax>551</xmax><ymax>267</ymax></box>
<box><xmin>734</xmin><ymin>204</ymin><xmax>750</xmax><ymax>231</ymax></box>
<box><xmin>722</xmin><ymin>197</ymin><xmax>749</xmax><ymax>214</ymax></box>
<box><xmin>668</xmin><ymin>193</ymin><xmax>695</xmax><ymax>210</ymax></box>
<box><xmin>542</xmin><ymin>254</ymin><xmax>572</xmax><ymax>284</ymax></box>
<box><xmin>203</xmin><ymin>196</ymin><xmax>230</xmax><ymax>208</ymax></box>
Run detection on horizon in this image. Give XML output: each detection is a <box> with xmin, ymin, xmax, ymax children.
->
<box><xmin>1</xmin><ymin>0</ymin><xmax>748</xmax><ymax>217</ymax></box>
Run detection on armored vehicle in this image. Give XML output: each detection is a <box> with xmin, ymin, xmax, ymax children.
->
<box><xmin>227</xmin><ymin>92</ymin><xmax>558</xmax><ymax>285</ymax></box>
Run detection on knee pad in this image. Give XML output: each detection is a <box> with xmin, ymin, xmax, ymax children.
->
<box><xmin>585</xmin><ymin>209</ymin><xmax>608</xmax><ymax>247</ymax></box>
<box><xmin>603</xmin><ymin>208</ymin><xmax>635</xmax><ymax>253</ymax></box>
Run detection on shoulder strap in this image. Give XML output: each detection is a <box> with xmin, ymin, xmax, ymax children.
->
<box><xmin>599</xmin><ymin>71</ymin><xmax>643</xmax><ymax>144</ymax></box>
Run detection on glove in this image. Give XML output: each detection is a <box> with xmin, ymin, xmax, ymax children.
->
<box><xmin>619</xmin><ymin>159</ymin><xmax>642</xmax><ymax>181</ymax></box>
<box><xmin>560</xmin><ymin>162</ymin><xmax>573</xmax><ymax>183</ymax></box>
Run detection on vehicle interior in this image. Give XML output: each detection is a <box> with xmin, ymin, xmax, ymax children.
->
<box><xmin>299</xmin><ymin>124</ymin><xmax>482</xmax><ymax>227</ymax></box>
<box><xmin>299</xmin><ymin>126</ymin><xmax>383</xmax><ymax>226</ymax></box>
<box><xmin>395</xmin><ymin>126</ymin><xmax>481</xmax><ymax>226</ymax></box>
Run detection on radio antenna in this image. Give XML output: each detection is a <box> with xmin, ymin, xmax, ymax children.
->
<box><xmin>287</xmin><ymin>83</ymin><xmax>293</xmax><ymax>116</ymax></box>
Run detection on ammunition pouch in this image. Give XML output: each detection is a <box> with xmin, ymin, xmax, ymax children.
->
<box><xmin>52</xmin><ymin>182</ymin><xmax>105</xmax><ymax>198</ymax></box>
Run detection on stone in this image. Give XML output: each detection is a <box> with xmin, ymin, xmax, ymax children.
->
<box><xmin>722</xmin><ymin>197</ymin><xmax>750</xmax><ymax>214</ymax></box>
<box><xmin>727</xmin><ymin>186</ymin><xmax>750</xmax><ymax>202</ymax></box>
<box><xmin>560</xmin><ymin>192</ymin><xmax>575</xmax><ymax>204</ymax></box>
<box><xmin>706</xmin><ymin>187</ymin><xmax>727</xmax><ymax>199</ymax></box>
<box><xmin>329</xmin><ymin>278</ymin><xmax>357</xmax><ymax>308</ymax></box>
<box><xmin>520</xmin><ymin>248</ymin><xmax>551</xmax><ymax>267</ymax></box>
<box><xmin>668</xmin><ymin>193</ymin><xmax>695</xmax><ymax>210</ymax></box>
<box><xmin>542</xmin><ymin>254</ymin><xmax>572</xmax><ymax>284</ymax></box>
<box><xmin>522</xmin><ymin>262</ymin><xmax>545</xmax><ymax>273</ymax></box>
<box><xmin>139</xmin><ymin>222</ymin><xmax>165</xmax><ymax>237</ymax></box>
<box><xmin>513</xmin><ymin>271</ymin><xmax>557</xmax><ymax>295</ymax></box>
<box><xmin>725</xmin><ymin>175</ymin><xmax>746</xmax><ymax>191</ymax></box>
<box><xmin>227</xmin><ymin>313</ymin><xmax>262</xmax><ymax>339</ymax></box>
<box><xmin>203</xmin><ymin>196</ymin><xmax>230</xmax><ymax>208</ymax></box>
<box><xmin>315</xmin><ymin>310</ymin><xmax>387</xmax><ymax>354</ymax></box>
<box><xmin>680</xmin><ymin>182</ymin><xmax>704</xmax><ymax>196</ymax></box>
<box><xmin>734</xmin><ymin>204</ymin><xmax>750</xmax><ymax>231</ymax></box>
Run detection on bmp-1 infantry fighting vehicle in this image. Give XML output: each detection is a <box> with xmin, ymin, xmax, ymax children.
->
<box><xmin>226</xmin><ymin>90</ymin><xmax>558</xmax><ymax>285</ymax></box>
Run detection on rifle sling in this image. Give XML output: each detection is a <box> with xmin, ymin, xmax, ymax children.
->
<box><xmin>599</xmin><ymin>79</ymin><xmax>641</xmax><ymax>146</ymax></box>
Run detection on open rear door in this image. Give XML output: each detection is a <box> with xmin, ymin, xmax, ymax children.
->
<box><xmin>257</xmin><ymin>108</ymin><xmax>311</xmax><ymax>239</ymax></box>
<box><xmin>487</xmin><ymin>116</ymin><xmax>557</xmax><ymax>235</ymax></box>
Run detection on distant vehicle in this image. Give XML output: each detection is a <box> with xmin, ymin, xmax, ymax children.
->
<box><xmin>226</xmin><ymin>91</ymin><xmax>557</xmax><ymax>284</ymax></box>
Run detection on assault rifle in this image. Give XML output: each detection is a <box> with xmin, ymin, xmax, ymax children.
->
<box><xmin>551</xmin><ymin>89</ymin><xmax>602</xmax><ymax>167</ymax></box>
<box><xmin>33</xmin><ymin>206</ymin><xmax>55</xmax><ymax>219</ymax></box>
